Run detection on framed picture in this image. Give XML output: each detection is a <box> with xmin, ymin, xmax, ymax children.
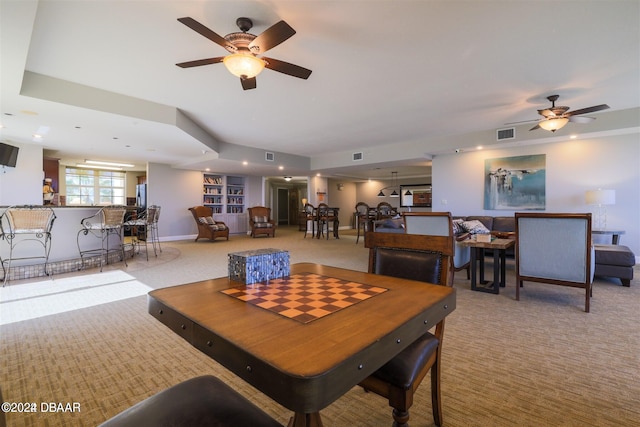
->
<box><xmin>400</xmin><ymin>184</ymin><xmax>432</xmax><ymax>207</ymax></box>
<box><xmin>484</xmin><ymin>154</ymin><xmax>546</xmax><ymax>210</ymax></box>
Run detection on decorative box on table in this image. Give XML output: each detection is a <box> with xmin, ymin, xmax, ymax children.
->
<box><xmin>228</xmin><ymin>248</ymin><xmax>290</xmax><ymax>284</ymax></box>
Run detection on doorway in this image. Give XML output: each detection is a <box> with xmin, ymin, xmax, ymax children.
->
<box><xmin>277</xmin><ymin>188</ymin><xmax>289</xmax><ymax>225</ymax></box>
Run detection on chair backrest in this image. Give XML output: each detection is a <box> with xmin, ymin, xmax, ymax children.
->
<box><xmin>303</xmin><ymin>203</ymin><xmax>315</xmax><ymax>216</ymax></box>
<box><xmin>317</xmin><ymin>203</ymin><xmax>335</xmax><ymax>218</ymax></box>
<box><xmin>2</xmin><ymin>205</ymin><xmax>56</xmax><ymax>234</ymax></box>
<box><xmin>516</xmin><ymin>212</ymin><xmax>593</xmax><ymax>284</ymax></box>
<box><xmin>355</xmin><ymin>202</ymin><xmax>370</xmax><ymax>217</ymax></box>
<box><xmin>145</xmin><ymin>206</ymin><xmax>160</xmax><ymax>225</ymax></box>
<box><xmin>102</xmin><ymin>206</ymin><xmax>127</xmax><ymax>227</ymax></box>
<box><xmin>189</xmin><ymin>206</ymin><xmax>214</xmax><ymax>220</ymax></box>
<box><xmin>365</xmin><ymin>232</ymin><xmax>453</xmax><ymax>287</ymax></box>
<box><xmin>376</xmin><ymin>202</ymin><xmax>396</xmax><ymax>219</ymax></box>
<box><xmin>248</xmin><ymin>206</ymin><xmax>271</xmax><ymax>221</ymax></box>
<box><xmin>403</xmin><ymin>212</ymin><xmax>453</xmax><ymax>237</ymax></box>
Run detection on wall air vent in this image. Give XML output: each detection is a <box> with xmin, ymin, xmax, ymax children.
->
<box><xmin>497</xmin><ymin>128</ymin><xmax>515</xmax><ymax>141</ymax></box>
<box><xmin>352</xmin><ymin>152</ymin><xmax>363</xmax><ymax>161</ymax></box>
<box><xmin>265</xmin><ymin>152</ymin><xmax>275</xmax><ymax>161</ymax></box>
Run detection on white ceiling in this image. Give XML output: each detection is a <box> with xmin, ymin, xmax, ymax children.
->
<box><xmin>1</xmin><ymin>1</ymin><xmax>639</xmax><ymax>182</ymax></box>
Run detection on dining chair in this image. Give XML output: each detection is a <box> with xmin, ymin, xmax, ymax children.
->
<box><xmin>316</xmin><ymin>203</ymin><xmax>339</xmax><ymax>239</ymax></box>
<box><xmin>515</xmin><ymin>212</ymin><xmax>594</xmax><ymax>312</ymax></box>
<box><xmin>361</xmin><ymin>230</ymin><xmax>453</xmax><ymax>427</ymax></box>
<box><xmin>403</xmin><ymin>211</ymin><xmax>471</xmax><ymax>285</ymax></box>
<box><xmin>355</xmin><ymin>202</ymin><xmax>370</xmax><ymax>244</ymax></box>
<box><xmin>376</xmin><ymin>201</ymin><xmax>397</xmax><ymax>220</ymax></box>
<box><xmin>302</xmin><ymin>203</ymin><xmax>316</xmax><ymax>238</ymax></box>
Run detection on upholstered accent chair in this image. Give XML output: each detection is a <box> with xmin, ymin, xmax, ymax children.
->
<box><xmin>99</xmin><ymin>376</ymin><xmax>281</xmax><ymax>427</ymax></box>
<box><xmin>188</xmin><ymin>206</ymin><xmax>229</xmax><ymax>242</ymax></box>
<box><xmin>403</xmin><ymin>212</ymin><xmax>471</xmax><ymax>285</ymax></box>
<box><xmin>515</xmin><ymin>212</ymin><xmax>594</xmax><ymax>312</ymax></box>
<box><xmin>248</xmin><ymin>206</ymin><xmax>276</xmax><ymax>238</ymax></box>
<box><xmin>361</xmin><ymin>231</ymin><xmax>453</xmax><ymax>427</ymax></box>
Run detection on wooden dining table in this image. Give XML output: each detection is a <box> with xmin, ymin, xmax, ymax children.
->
<box><xmin>147</xmin><ymin>262</ymin><xmax>456</xmax><ymax>426</ymax></box>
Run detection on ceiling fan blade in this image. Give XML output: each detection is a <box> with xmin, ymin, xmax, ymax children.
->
<box><xmin>241</xmin><ymin>77</ymin><xmax>257</xmax><ymax>90</ymax></box>
<box><xmin>504</xmin><ymin>118</ymin><xmax>539</xmax><ymax>125</ymax></box>
<box><xmin>176</xmin><ymin>57</ymin><xmax>224</xmax><ymax>68</ymax></box>
<box><xmin>263</xmin><ymin>57</ymin><xmax>312</xmax><ymax>79</ymax></box>
<box><xmin>178</xmin><ymin>17</ymin><xmax>234</xmax><ymax>51</ymax></box>
<box><xmin>529</xmin><ymin>123</ymin><xmax>541</xmax><ymax>131</ymax></box>
<box><xmin>249</xmin><ymin>21</ymin><xmax>296</xmax><ymax>54</ymax></box>
<box><xmin>566</xmin><ymin>104</ymin><xmax>610</xmax><ymax>116</ymax></box>
<box><xmin>568</xmin><ymin>116</ymin><xmax>595</xmax><ymax>124</ymax></box>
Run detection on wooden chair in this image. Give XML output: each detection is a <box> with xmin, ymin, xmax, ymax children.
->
<box><xmin>247</xmin><ymin>206</ymin><xmax>276</xmax><ymax>238</ymax></box>
<box><xmin>404</xmin><ymin>212</ymin><xmax>471</xmax><ymax>285</ymax></box>
<box><xmin>355</xmin><ymin>202</ymin><xmax>371</xmax><ymax>244</ymax></box>
<box><xmin>515</xmin><ymin>212</ymin><xmax>594</xmax><ymax>312</ymax></box>
<box><xmin>361</xmin><ymin>229</ymin><xmax>453</xmax><ymax>427</ymax></box>
<box><xmin>376</xmin><ymin>201</ymin><xmax>397</xmax><ymax>220</ymax></box>
<box><xmin>317</xmin><ymin>203</ymin><xmax>339</xmax><ymax>239</ymax></box>
<box><xmin>188</xmin><ymin>206</ymin><xmax>229</xmax><ymax>242</ymax></box>
<box><xmin>302</xmin><ymin>203</ymin><xmax>316</xmax><ymax>238</ymax></box>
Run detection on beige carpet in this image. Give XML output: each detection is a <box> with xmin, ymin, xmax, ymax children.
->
<box><xmin>1</xmin><ymin>226</ymin><xmax>639</xmax><ymax>426</ymax></box>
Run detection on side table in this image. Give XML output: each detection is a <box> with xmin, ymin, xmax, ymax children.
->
<box><xmin>458</xmin><ymin>237</ymin><xmax>515</xmax><ymax>294</ymax></box>
<box><xmin>592</xmin><ymin>229</ymin><xmax>625</xmax><ymax>245</ymax></box>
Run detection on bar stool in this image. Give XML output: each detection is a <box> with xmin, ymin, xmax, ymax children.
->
<box><xmin>77</xmin><ymin>205</ymin><xmax>127</xmax><ymax>272</ymax></box>
<box><xmin>123</xmin><ymin>206</ymin><xmax>160</xmax><ymax>260</ymax></box>
<box><xmin>0</xmin><ymin>205</ymin><xmax>56</xmax><ymax>286</ymax></box>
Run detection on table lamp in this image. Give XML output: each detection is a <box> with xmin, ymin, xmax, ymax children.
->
<box><xmin>585</xmin><ymin>189</ymin><xmax>615</xmax><ymax>230</ymax></box>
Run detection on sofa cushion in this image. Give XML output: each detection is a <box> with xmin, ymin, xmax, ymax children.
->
<box><xmin>382</xmin><ymin>218</ymin><xmax>404</xmax><ymax>229</ymax></box>
<box><xmin>254</xmin><ymin>222</ymin><xmax>273</xmax><ymax>228</ymax></box>
<box><xmin>492</xmin><ymin>216</ymin><xmax>515</xmax><ymax>232</ymax></box>
<box><xmin>209</xmin><ymin>223</ymin><xmax>227</xmax><ymax>231</ymax></box>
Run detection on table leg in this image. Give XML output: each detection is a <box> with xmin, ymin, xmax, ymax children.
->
<box><xmin>478</xmin><ymin>248</ymin><xmax>485</xmax><ymax>283</ymax></box>
<box><xmin>289</xmin><ymin>412</ymin><xmax>324</xmax><ymax>427</ymax></box>
<box><xmin>492</xmin><ymin>250</ymin><xmax>500</xmax><ymax>294</ymax></box>
<box><xmin>470</xmin><ymin>247</ymin><xmax>478</xmax><ymax>291</ymax></box>
<box><xmin>499</xmin><ymin>249</ymin><xmax>507</xmax><ymax>288</ymax></box>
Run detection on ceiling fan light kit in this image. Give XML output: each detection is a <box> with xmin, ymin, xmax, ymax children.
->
<box><xmin>176</xmin><ymin>16</ymin><xmax>311</xmax><ymax>90</ymax></box>
<box><xmin>538</xmin><ymin>117</ymin><xmax>569</xmax><ymax>132</ymax></box>
<box><xmin>223</xmin><ymin>53</ymin><xmax>265</xmax><ymax>78</ymax></box>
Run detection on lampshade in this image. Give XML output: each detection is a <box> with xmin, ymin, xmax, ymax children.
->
<box><xmin>390</xmin><ymin>189</ymin><xmax>399</xmax><ymax>197</ymax></box>
<box><xmin>223</xmin><ymin>53</ymin><xmax>265</xmax><ymax>78</ymax></box>
<box><xmin>538</xmin><ymin>117</ymin><xmax>569</xmax><ymax>132</ymax></box>
<box><xmin>377</xmin><ymin>190</ymin><xmax>386</xmax><ymax>197</ymax></box>
<box><xmin>585</xmin><ymin>189</ymin><xmax>616</xmax><ymax>206</ymax></box>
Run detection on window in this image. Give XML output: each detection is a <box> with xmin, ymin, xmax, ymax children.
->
<box><xmin>65</xmin><ymin>167</ymin><xmax>126</xmax><ymax>205</ymax></box>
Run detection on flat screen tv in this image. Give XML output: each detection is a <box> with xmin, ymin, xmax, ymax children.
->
<box><xmin>0</xmin><ymin>142</ymin><xmax>19</xmax><ymax>167</ymax></box>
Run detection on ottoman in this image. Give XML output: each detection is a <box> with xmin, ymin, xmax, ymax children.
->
<box><xmin>594</xmin><ymin>244</ymin><xmax>636</xmax><ymax>286</ymax></box>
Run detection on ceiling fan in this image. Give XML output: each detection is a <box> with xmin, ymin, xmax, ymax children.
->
<box><xmin>176</xmin><ymin>16</ymin><xmax>312</xmax><ymax>90</ymax></box>
<box><xmin>507</xmin><ymin>95</ymin><xmax>610</xmax><ymax>132</ymax></box>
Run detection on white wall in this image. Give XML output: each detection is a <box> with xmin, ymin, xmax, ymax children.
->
<box><xmin>432</xmin><ymin>132</ymin><xmax>640</xmax><ymax>256</ymax></box>
<box><xmin>0</xmin><ymin>142</ymin><xmax>43</xmax><ymax>205</ymax></box>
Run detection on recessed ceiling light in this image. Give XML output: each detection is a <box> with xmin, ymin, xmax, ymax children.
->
<box><xmin>85</xmin><ymin>160</ymin><xmax>134</xmax><ymax>168</ymax></box>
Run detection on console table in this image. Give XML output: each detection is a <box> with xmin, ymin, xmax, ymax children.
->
<box><xmin>592</xmin><ymin>229</ymin><xmax>625</xmax><ymax>245</ymax></box>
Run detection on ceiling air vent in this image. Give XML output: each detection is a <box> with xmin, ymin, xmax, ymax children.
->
<box><xmin>265</xmin><ymin>152</ymin><xmax>275</xmax><ymax>161</ymax></box>
<box><xmin>352</xmin><ymin>152</ymin><xmax>363</xmax><ymax>161</ymax></box>
<box><xmin>497</xmin><ymin>128</ymin><xmax>515</xmax><ymax>141</ymax></box>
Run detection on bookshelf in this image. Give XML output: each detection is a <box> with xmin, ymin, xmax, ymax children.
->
<box><xmin>202</xmin><ymin>173</ymin><xmax>247</xmax><ymax>233</ymax></box>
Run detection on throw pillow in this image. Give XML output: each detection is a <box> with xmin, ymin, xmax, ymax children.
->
<box><xmin>452</xmin><ymin>218</ymin><xmax>464</xmax><ymax>234</ymax></box>
<box><xmin>461</xmin><ymin>219</ymin><xmax>490</xmax><ymax>234</ymax></box>
<box><xmin>253</xmin><ymin>215</ymin><xmax>269</xmax><ymax>224</ymax></box>
<box><xmin>198</xmin><ymin>216</ymin><xmax>216</xmax><ymax>225</ymax></box>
